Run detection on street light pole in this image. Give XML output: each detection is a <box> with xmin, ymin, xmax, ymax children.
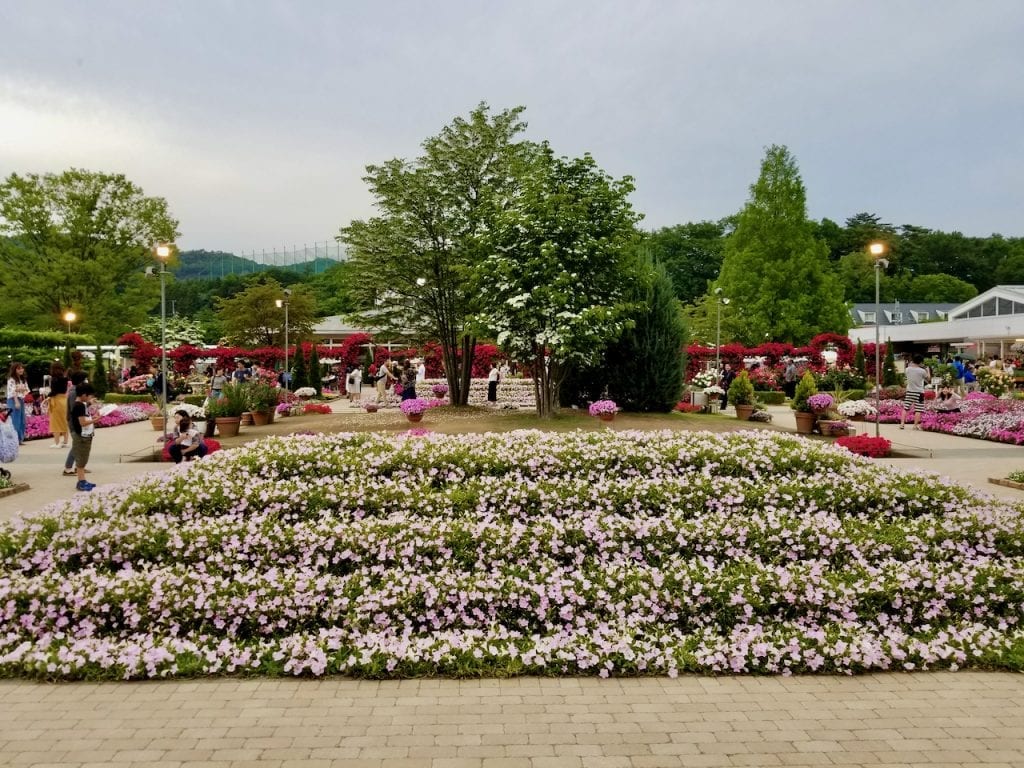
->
<box><xmin>155</xmin><ymin>244</ymin><xmax>172</xmax><ymax>441</ymax></box>
<box><xmin>870</xmin><ymin>242</ymin><xmax>888</xmax><ymax>439</ymax></box>
<box><xmin>276</xmin><ymin>289</ymin><xmax>292</xmax><ymax>391</ymax></box>
<box><xmin>63</xmin><ymin>310</ymin><xmax>76</xmax><ymax>335</ymax></box>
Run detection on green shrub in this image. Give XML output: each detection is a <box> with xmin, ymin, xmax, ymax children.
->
<box><xmin>791</xmin><ymin>371</ymin><xmax>818</xmax><ymax>412</ymax></box>
<box><xmin>182</xmin><ymin>395</ymin><xmax>206</xmax><ymax>407</ymax></box>
<box><xmin>103</xmin><ymin>393</ymin><xmax>155</xmax><ymax>404</ymax></box>
<box><xmin>845</xmin><ymin>389</ymin><xmax>866</xmax><ymax>401</ymax></box>
<box><xmin>727</xmin><ymin>370</ymin><xmax>755</xmax><ymax>406</ymax></box>
<box><xmin>757</xmin><ymin>391</ymin><xmax>786</xmax><ymax>405</ymax></box>
<box><xmin>817</xmin><ymin>368</ymin><xmax>866</xmax><ymax>391</ymax></box>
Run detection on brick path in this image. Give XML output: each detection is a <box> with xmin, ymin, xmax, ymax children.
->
<box><xmin>2</xmin><ymin>673</ymin><xmax>1023</xmax><ymax>767</ymax></box>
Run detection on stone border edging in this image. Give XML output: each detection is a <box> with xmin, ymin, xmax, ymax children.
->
<box><xmin>989</xmin><ymin>477</ymin><xmax>1024</xmax><ymax>490</ymax></box>
<box><xmin>0</xmin><ymin>482</ymin><xmax>31</xmax><ymax>499</ymax></box>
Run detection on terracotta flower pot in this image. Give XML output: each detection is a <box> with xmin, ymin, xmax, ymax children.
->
<box><xmin>598</xmin><ymin>412</ymin><xmax>615</xmax><ymax>422</ymax></box>
<box><xmin>240</xmin><ymin>411</ymin><xmax>253</xmax><ymax>426</ymax></box>
<box><xmin>406</xmin><ymin>412</ymin><xmax>424</xmax><ymax>423</ymax></box>
<box><xmin>215</xmin><ymin>416</ymin><xmax>241</xmax><ymax>438</ymax></box>
<box><xmin>734</xmin><ymin>404</ymin><xmax>754</xmax><ymax>421</ymax></box>
<box><xmin>150</xmin><ymin>415</ymin><xmax>165</xmax><ymax>432</ymax></box>
<box><xmin>794</xmin><ymin>411</ymin><xmax>816</xmax><ymax>434</ymax></box>
<box><xmin>251</xmin><ymin>410</ymin><xmax>270</xmax><ymax>426</ymax></box>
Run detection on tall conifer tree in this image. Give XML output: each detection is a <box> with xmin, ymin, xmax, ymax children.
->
<box><xmin>716</xmin><ymin>145</ymin><xmax>848</xmax><ymax>344</ymax></box>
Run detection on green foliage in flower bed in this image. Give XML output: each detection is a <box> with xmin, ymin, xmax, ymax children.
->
<box><xmin>757</xmin><ymin>391</ymin><xmax>786</xmax><ymax>405</ymax></box>
<box><xmin>1</xmin><ymin>430</ymin><xmax>1023</xmax><ymax>680</ymax></box>
<box><xmin>102</xmin><ymin>393</ymin><xmax>156</xmax><ymax>404</ymax></box>
<box><xmin>1008</xmin><ymin>471</ymin><xmax>1024</xmax><ymax>484</ymax></box>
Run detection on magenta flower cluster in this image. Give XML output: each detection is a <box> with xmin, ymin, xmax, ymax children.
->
<box><xmin>588</xmin><ymin>400</ymin><xmax>617</xmax><ymax>416</ymax></box>
<box><xmin>920</xmin><ymin>398</ymin><xmax>1024</xmax><ymax>444</ymax></box>
<box><xmin>0</xmin><ymin>429</ymin><xmax>1022</xmax><ymax>680</ymax></box>
<box><xmin>806</xmin><ymin>393</ymin><xmax>834</xmax><ymax>412</ymax></box>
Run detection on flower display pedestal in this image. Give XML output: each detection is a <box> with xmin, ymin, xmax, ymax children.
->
<box><xmin>734</xmin><ymin>404</ymin><xmax>754</xmax><ymax>421</ymax></box>
<box><xmin>707</xmin><ymin>401</ymin><xmax>720</xmax><ymax>414</ymax></box>
<box><xmin>691</xmin><ymin>392</ymin><xmax>707</xmax><ymax>409</ymax></box>
<box><xmin>818</xmin><ymin>420</ymin><xmax>852</xmax><ymax>437</ymax></box>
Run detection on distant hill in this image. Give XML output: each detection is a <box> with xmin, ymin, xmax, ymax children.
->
<box><xmin>176</xmin><ymin>249</ymin><xmax>343</xmax><ymax>280</ymax></box>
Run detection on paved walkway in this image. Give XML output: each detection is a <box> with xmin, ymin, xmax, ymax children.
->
<box><xmin>2</xmin><ymin>410</ymin><xmax>1023</xmax><ymax>767</ymax></box>
<box><xmin>1</xmin><ymin>674</ymin><xmax>1022</xmax><ymax>767</ymax></box>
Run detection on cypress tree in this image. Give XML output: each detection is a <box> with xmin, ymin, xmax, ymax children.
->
<box><xmin>63</xmin><ymin>343</ymin><xmax>73</xmax><ymax>371</ymax></box>
<box><xmin>854</xmin><ymin>339</ymin><xmax>866</xmax><ymax>377</ymax></box>
<box><xmin>606</xmin><ymin>254</ymin><xmax>688</xmax><ymax>412</ymax></box>
<box><xmin>291</xmin><ymin>345</ymin><xmax>308</xmax><ymax>391</ymax></box>
<box><xmin>882</xmin><ymin>340</ymin><xmax>898</xmax><ymax>386</ymax></box>
<box><xmin>92</xmin><ymin>347</ymin><xmax>108</xmax><ymax>398</ymax></box>
<box><xmin>309</xmin><ymin>345</ymin><xmax>322</xmax><ymax>396</ymax></box>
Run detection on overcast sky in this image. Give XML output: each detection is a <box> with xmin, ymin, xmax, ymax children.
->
<box><xmin>1</xmin><ymin>1</ymin><xmax>1021</xmax><ymax>253</ymax></box>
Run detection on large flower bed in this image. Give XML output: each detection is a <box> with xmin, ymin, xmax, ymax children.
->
<box><xmin>1</xmin><ymin>429</ymin><xmax>1023</xmax><ymax>680</ymax></box>
<box><xmin>921</xmin><ymin>397</ymin><xmax>1024</xmax><ymax>444</ymax></box>
<box><xmin>25</xmin><ymin>402</ymin><xmax>157</xmax><ymax>440</ymax></box>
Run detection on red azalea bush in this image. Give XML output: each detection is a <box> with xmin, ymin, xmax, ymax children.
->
<box><xmin>836</xmin><ymin>434</ymin><xmax>892</xmax><ymax>458</ymax></box>
<box><xmin>675</xmin><ymin>402</ymin><xmax>703</xmax><ymax>413</ymax></box>
<box><xmin>303</xmin><ymin>403</ymin><xmax>332</xmax><ymax>414</ymax></box>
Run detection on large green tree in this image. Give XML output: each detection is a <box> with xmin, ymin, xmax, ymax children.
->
<box><xmin>214</xmin><ymin>277</ymin><xmax>318</xmax><ymax>347</ymax></box>
<box><xmin>715</xmin><ymin>145</ymin><xmax>848</xmax><ymax>343</ymax></box>
<box><xmin>339</xmin><ymin>103</ymin><xmax>533</xmax><ymax>405</ymax></box>
<box><xmin>476</xmin><ymin>147</ymin><xmax>642</xmax><ymax>417</ymax></box>
<box><xmin>644</xmin><ymin>220</ymin><xmax>728</xmax><ymax>304</ymax></box>
<box><xmin>0</xmin><ymin>169</ymin><xmax>179</xmax><ymax>339</ymax></box>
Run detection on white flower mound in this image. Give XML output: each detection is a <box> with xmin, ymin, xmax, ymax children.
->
<box><xmin>1</xmin><ymin>429</ymin><xmax>1022</xmax><ymax>680</ymax></box>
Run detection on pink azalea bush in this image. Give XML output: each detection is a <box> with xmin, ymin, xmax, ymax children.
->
<box><xmin>1</xmin><ymin>429</ymin><xmax>1022</xmax><ymax>680</ymax></box>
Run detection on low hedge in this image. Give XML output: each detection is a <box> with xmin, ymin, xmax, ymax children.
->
<box><xmin>103</xmin><ymin>393</ymin><xmax>154</xmax><ymax>404</ymax></box>
<box><xmin>757</xmin><ymin>391</ymin><xmax>786</xmax><ymax>405</ymax></box>
<box><xmin>846</xmin><ymin>389</ymin><xmax>866</xmax><ymax>401</ymax></box>
<box><xmin>182</xmin><ymin>395</ymin><xmax>206</xmax><ymax>407</ymax></box>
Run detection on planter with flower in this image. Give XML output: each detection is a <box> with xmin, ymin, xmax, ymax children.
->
<box><xmin>430</xmin><ymin>382</ymin><xmax>449</xmax><ymax>399</ymax></box>
<box><xmin>589</xmin><ymin>400</ymin><xmax>618</xmax><ymax>422</ymax></box>
<box><xmin>243</xmin><ymin>379</ymin><xmax>282</xmax><ymax>425</ymax></box>
<box><xmin>790</xmin><ymin>371</ymin><xmax>819</xmax><ymax>434</ymax></box>
<box><xmin>399</xmin><ymin>398</ymin><xmax>431</xmax><ymax>423</ymax></box>
<box><xmin>206</xmin><ymin>382</ymin><xmax>247</xmax><ymax>438</ymax></box>
<box><xmin>293</xmin><ymin>386</ymin><xmax>317</xmax><ymax>401</ymax></box>
<box><xmin>837</xmin><ymin>399</ymin><xmax>877</xmax><ymax>422</ymax></box>
<box><xmin>690</xmin><ymin>369</ymin><xmax>718</xmax><ymax>408</ymax></box>
<box><xmin>727</xmin><ymin>371</ymin><xmax>756</xmax><ymax>420</ymax></box>
<box><xmin>362</xmin><ymin>401</ymin><xmax>379</xmax><ymax>414</ymax></box>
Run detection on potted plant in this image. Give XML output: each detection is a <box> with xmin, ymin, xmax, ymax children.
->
<box><xmin>244</xmin><ymin>380</ymin><xmax>281</xmax><ymax>426</ymax></box>
<box><xmin>399</xmin><ymin>398</ymin><xmax>430</xmax><ymax>422</ymax></box>
<box><xmin>727</xmin><ymin>371</ymin><xmax>756</xmax><ymax>420</ymax></box>
<box><xmin>791</xmin><ymin>371</ymin><xmax>819</xmax><ymax>434</ymax></box>
<box><xmin>362</xmin><ymin>401</ymin><xmax>379</xmax><ymax>414</ymax></box>
<box><xmin>207</xmin><ymin>382</ymin><xmax>247</xmax><ymax>438</ymax></box>
<box><xmin>588</xmin><ymin>399</ymin><xmax>618</xmax><ymax>422</ymax></box>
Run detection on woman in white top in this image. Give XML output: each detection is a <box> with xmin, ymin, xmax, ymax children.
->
<box><xmin>6</xmin><ymin>361</ymin><xmax>29</xmax><ymax>444</ymax></box>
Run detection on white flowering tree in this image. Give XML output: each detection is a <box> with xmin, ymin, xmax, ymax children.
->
<box><xmin>477</xmin><ymin>147</ymin><xmax>641</xmax><ymax>417</ymax></box>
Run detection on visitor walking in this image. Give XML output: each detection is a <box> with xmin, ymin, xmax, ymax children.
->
<box><xmin>69</xmin><ymin>383</ymin><xmax>99</xmax><ymax>491</ymax></box>
<box><xmin>399</xmin><ymin>359</ymin><xmax>417</xmax><ymax>401</ymax></box>
<box><xmin>783</xmin><ymin>358</ymin><xmax>798</xmax><ymax>400</ymax></box>
<box><xmin>48</xmin><ymin>361</ymin><xmax>70</xmax><ymax>449</ymax></box>
<box><xmin>720</xmin><ymin>364</ymin><xmax>736</xmax><ymax>409</ymax></box>
<box><xmin>487</xmin><ymin>363</ymin><xmax>500</xmax><ymax>405</ymax></box>
<box><xmin>62</xmin><ymin>371</ymin><xmax>90</xmax><ymax>477</ymax></box>
<box><xmin>5</xmin><ymin>361</ymin><xmax>29</xmax><ymax>445</ymax></box>
<box><xmin>900</xmin><ymin>354</ymin><xmax>931</xmax><ymax>430</ymax></box>
<box><xmin>376</xmin><ymin>360</ymin><xmax>396</xmax><ymax>403</ymax></box>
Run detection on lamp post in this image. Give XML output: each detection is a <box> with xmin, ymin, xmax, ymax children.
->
<box><xmin>275</xmin><ymin>289</ymin><xmax>292</xmax><ymax>390</ymax></box>
<box><xmin>155</xmin><ymin>244</ymin><xmax>172</xmax><ymax>440</ymax></box>
<box><xmin>870</xmin><ymin>242</ymin><xmax>888</xmax><ymax>438</ymax></box>
<box><xmin>714</xmin><ymin>288</ymin><xmax>730</xmax><ymax>377</ymax></box>
<box><xmin>63</xmin><ymin>310</ymin><xmax>76</xmax><ymax>334</ymax></box>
